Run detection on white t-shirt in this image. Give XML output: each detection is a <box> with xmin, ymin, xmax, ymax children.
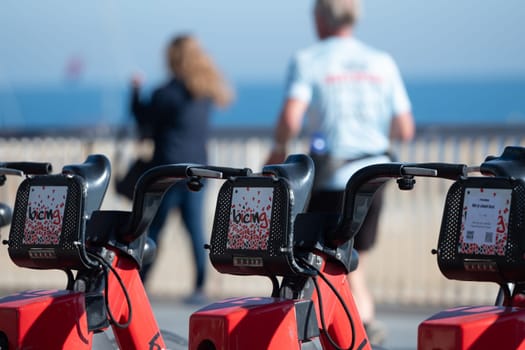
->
<box><xmin>285</xmin><ymin>36</ymin><xmax>411</xmax><ymax>189</ymax></box>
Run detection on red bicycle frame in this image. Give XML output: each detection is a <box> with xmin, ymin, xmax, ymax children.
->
<box><xmin>0</xmin><ymin>247</ymin><xmax>166</xmax><ymax>349</ymax></box>
<box><xmin>190</xmin><ymin>257</ymin><xmax>368</xmax><ymax>350</ymax></box>
<box><xmin>104</xmin><ymin>247</ymin><xmax>167</xmax><ymax>349</ymax></box>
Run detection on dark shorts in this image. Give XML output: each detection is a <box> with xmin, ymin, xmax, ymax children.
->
<box><xmin>307</xmin><ymin>188</ymin><xmax>384</xmax><ymax>252</ymax></box>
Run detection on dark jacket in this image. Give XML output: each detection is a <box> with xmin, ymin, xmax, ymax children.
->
<box><xmin>131</xmin><ymin>79</ymin><xmax>212</xmax><ymax>165</ymax></box>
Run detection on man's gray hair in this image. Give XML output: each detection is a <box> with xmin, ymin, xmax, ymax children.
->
<box><xmin>314</xmin><ymin>0</ymin><xmax>361</xmax><ymax>30</ymax></box>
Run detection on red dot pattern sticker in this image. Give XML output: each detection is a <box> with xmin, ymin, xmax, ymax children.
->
<box><xmin>23</xmin><ymin>186</ymin><xmax>68</xmax><ymax>245</ymax></box>
<box><xmin>227</xmin><ymin>187</ymin><xmax>273</xmax><ymax>250</ymax></box>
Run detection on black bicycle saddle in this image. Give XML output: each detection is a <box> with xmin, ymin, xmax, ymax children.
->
<box><xmin>62</xmin><ymin>154</ymin><xmax>111</xmax><ymax>216</ymax></box>
<box><xmin>263</xmin><ymin>154</ymin><xmax>315</xmax><ymax>219</ymax></box>
<box><xmin>481</xmin><ymin>146</ymin><xmax>525</xmax><ymax>180</ymax></box>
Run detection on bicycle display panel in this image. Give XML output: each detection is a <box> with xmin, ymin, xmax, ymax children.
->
<box><xmin>23</xmin><ymin>185</ymin><xmax>68</xmax><ymax>246</ymax></box>
<box><xmin>8</xmin><ymin>174</ymin><xmax>93</xmax><ymax>270</ymax></box>
<box><xmin>227</xmin><ymin>186</ymin><xmax>273</xmax><ymax>251</ymax></box>
<box><xmin>209</xmin><ymin>176</ymin><xmax>305</xmax><ymax>277</ymax></box>
<box><xmin>437</xmin><ymin>177</ymin><xmax>525</xmax><ymax>284</ymax></box>
<box><xmin>459</xmin><ymin>187</ymin><xmax>511</xmax><ymax>256</ymax></box>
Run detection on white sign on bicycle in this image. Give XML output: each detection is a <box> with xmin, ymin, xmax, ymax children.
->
<box><xmin>227</xmin><ymin>187</ymin><xmax>273</xmax><ymax>250</ymax></box>
<box><xmin>460</xmin><ymin>187</ymin><xmax>511</xmax><ymax>255</ymax></box>
<box><xmin>23</xmin><ymin>186</ymin><xmax>67</xmax><ymax>245</ymax></box>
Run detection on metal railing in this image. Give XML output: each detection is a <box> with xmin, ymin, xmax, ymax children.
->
<box><xmin>0</xmin><ymin>125</ymin><xmax>523</xmax><ymax>306</ymax></box>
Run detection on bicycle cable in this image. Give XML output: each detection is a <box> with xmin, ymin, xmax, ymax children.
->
<box><xmin>87</xmin><ymin>251</ymin><xmax>133</xmax><ymax>329</ymax></box>
<box><xmin>300</xmin><ymin>257</ymin><xmax>357</xmax><ymax>350</ymax></box>
<box><xmin>65</xmin><ymin>269</ymin><xmax>75</xmax><ymax>290</ymax></box>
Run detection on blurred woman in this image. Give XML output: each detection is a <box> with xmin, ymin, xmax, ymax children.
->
<box><xmin>131</xmin><ymin>34</ymin><xmax>233</xmax><ymax>303</ymax></box>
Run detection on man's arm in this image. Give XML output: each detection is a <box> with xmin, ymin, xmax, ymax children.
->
<box><xmin>390</xmin><ymin>112</ymin><xmax>415</xmax><ymax>142</ymax></box>
<box><xmin>266</xmin><ymin>98</ymin><xmax>308</xmax><ymax>164</ymax></box>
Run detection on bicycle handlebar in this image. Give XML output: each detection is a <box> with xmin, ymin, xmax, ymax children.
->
<box><xmin>326</xmin><ymin>162</ymin><xmax>467</xmax><ymax>247</ymax></box>
<box><xmin>118</xmin><ymin>163</ymin><xmax>252</xmax><ymax>243</ymax></box>
<box><xmin>0</xmin><ymin>161</ymin><xmax>53</xmax><ymax>175</ymax></box>
<box><xmin>0</xmin><ymin>162</ymin><xmax>52</xmax><ymax>226</ymax></box>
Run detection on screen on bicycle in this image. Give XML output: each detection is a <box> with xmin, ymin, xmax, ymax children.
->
<box><xmin>227</xmin><ymin>186</ymin><xmax>274</xmax><ymax>251</ymax></box>
<box><xmin>459</xmin><ymin>187</ymin><xmax>511</xmax><ymax>256</ymax></box>
<box><xmin>23</xmin><ymin>185</ymin><xmax>68</xmax><ymax>246</ymax></box>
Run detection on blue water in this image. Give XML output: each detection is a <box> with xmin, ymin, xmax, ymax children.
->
<box><xmin>1</xmin><ymin>79</ymin><xmax>524</xmax><ymax>130</ymax></box>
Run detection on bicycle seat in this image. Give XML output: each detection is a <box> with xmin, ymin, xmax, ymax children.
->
<box><xmin>480</xmin><ymin>146</ymin><xmax>525</xmax><ymax>180</ymax></box>
<box><xmin>208</xmin><ymin>154</ymin><xmax>317</xmax><ymax>278</ymax></box>
<box><xmin>262</xmin><ymin>153</ymin><xmax>315</xmax><ymax>218</ymax></box>
<box><xmin>62</xmin><ymin>154</ymin><xmax>111</xmax><ymax>217</ymax></box>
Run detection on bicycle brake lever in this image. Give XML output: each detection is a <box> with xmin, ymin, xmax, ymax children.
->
<box><xmin>0</xmin><ymin>167</ymin><xmax>24</xmax><ymax>177</ymax></box>
<box><xmin>402</xmin><ymin>167</ymin><xmax>438</xmax><ymax>177</ymax></box>
<box><xmin>188</xmin><ymin>165</ymin><xmax>252</xmax><ymax>179</ymax></box>
<box><xmin>187</xmin><ymin>168</ymin><xmax>224</xmax><ymax>178</ymax></box>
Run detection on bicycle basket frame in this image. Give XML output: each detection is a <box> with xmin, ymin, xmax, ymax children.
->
<box><xmin>8</xmin><ymin>174</ymin><xmax>95</xmax><ymax>270</ymax></box>
<box><xmin>437</xmin><ymin>177</ymin><xmax>525</xmax><ymax>284</ymax></box>
<box><xmin>209</xmin><ymin>175</ymin><xmax>307</xmax><ymax>277</ymax></box>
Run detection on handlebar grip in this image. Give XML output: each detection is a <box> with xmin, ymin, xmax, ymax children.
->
<box><xmin>1</xmin><ymin>162</ymin><xmax>53</xmax><ymax>175</ymax></box>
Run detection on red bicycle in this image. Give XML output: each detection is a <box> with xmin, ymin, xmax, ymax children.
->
<box><xmin>3</xmin><ymin>147</ymin><xmax>525</xmax><ymax>349</ymax></box>
<box><xmin>189</xmin><ymin>146</ymin><xmax>525</xmax><ymax>350</ymax></box>
<box><xmin>0</xmin><ymin>154</ymin><xmax>251</xmax><ymax>349</ymax></box>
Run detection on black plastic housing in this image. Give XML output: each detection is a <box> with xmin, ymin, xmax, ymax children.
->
<box><xmin>209</xmin><ymin>175</ymin><xmax>313</xmax><ymax>277</ymax></box>
<box><xmin>8</xmin><ymin>174</ymin><xmax>96</xmax><ymax>270</ymax></box>
<box><xmin>437</xmin><ymin>176</ymin><xmax>525</xmax><ymax>284</ymax></box>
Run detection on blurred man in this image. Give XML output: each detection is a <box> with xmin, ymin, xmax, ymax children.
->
<box><xmin>267</xmin><ymin>0</ymin><xmax>415</xmax><ymax>344</ymax></box>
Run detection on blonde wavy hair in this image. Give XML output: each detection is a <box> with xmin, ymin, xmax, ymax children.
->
<box><xmin>167</xmin><ymin>35</ymin><xmax>233</xmax><ymax>107</ymax></box>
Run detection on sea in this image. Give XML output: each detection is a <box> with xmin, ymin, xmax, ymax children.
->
<box><xmin>0</xmin><ymin>79</ymin><xmax>524</xmax><ymax>132</ymax></box>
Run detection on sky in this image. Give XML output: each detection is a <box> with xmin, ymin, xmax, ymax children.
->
<box><xmin>1</xmin><ymin>0</ymin><xmax>524</xmax><ymax>88</ymax></box>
